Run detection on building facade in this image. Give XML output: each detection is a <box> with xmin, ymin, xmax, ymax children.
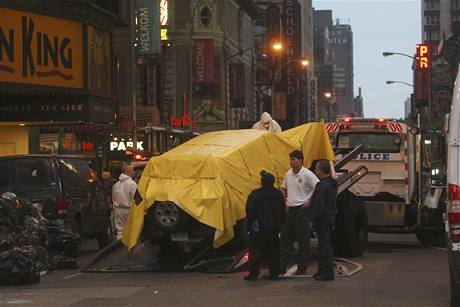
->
<box><xmin>329</xmin><ymin>20</ymin><xmax>354</xmax><ymax>116</ymax></box>
<box><xmin>162</xmin><ymin>0</ymin><xmax>257</xmax><ymax>132</ymax></box>
<box><xmin>0</xmin><ymin>0</ymin><xmax>120</xmax><ymax>159</ymax></box>
<box><xmin>313</xmin><ymin>9</ymin><xmax>336</xmax><ymax>121</ymax></box>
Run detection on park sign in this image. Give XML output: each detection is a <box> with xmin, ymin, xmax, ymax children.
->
<box><xmin>0</xmin><ymin>7</ymin><xmax>83</xmax><ymax>88</ymax></box>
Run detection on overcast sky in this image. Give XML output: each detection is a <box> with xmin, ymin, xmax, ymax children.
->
<box><xmin>312</xmin><ymin>0</ymin><xmax>421</xmax><ymax>119</ymax></box>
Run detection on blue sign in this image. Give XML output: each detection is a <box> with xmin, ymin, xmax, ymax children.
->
<box><xmin>136</xmin><ymin>0</ymin><xmax>161</xmax><ymax>54</ymax></box>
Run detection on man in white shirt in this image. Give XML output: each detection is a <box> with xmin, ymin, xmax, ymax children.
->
<box><xmin>112</xmin><ymin>163</ymin><xmax>137</xmax><ymax>240</ymax></box>
<box><xmin>279</xmin><ymin>150</ymin><xmax>319</xmax><ymax>275</ymax></box>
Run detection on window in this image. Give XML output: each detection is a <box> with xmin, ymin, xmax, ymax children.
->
<box><xmin>58</xmin><ymin>158</ymin><xmax>99</xmax><ymax>189</ymax></box>
<box><xmin>337</xmin><ymin>133</ymin><xmax>402</xmax><ymax>153</ymax></box>
<box><xmin>16</xmin><ymin>159</ymin><xmax>53</xmax><ymax>188</ymax></box>
<box><xmin>0</xmin><ymin>163</ymin><xmax>10</xmax><ymax>187</ymax></box>
<box><xmin>200</xmin><ymin>7</ymin><xmax>212</xmax><ymax>27</ymax></box>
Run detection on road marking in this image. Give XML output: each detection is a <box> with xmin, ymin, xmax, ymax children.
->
<box><xmin>0</xmin><ymin>299</ymin><xmax>33</xmax><ymax>304</ymax></box>
<box><xmin>63</xmin><ymin>272</ymin><xmax>81</xmax><ymax>279</ymax></box>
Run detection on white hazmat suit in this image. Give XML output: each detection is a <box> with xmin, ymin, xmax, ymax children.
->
<box><xmin>112</xmin><ymin>173</ymin><xmax>137</xmax><ymax>240</ymax></box>
<box><xmin>252</xmin><ymin>112</ymin><xmax>282</xmax><ymax>132</ymax></box>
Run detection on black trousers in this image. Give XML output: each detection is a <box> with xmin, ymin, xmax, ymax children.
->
<box><xmin>248</xmin><ymin>232</ymin><xmax>280</xmax><ymax>277</ymax></box>
<box><xmin>279</xmin><ymin>207</ymin><xmax>310</xmax><ymax>272</ymax></box>
<box><xmin>316</xmin><ymin>215</ymin><xmax>335</xmax><ymax>277</ymax></box>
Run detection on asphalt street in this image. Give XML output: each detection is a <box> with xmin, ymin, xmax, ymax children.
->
<box><xmin>0</xmin><ymin>234</ymin><xmax>451</xmax><ymax>307</ymax></box>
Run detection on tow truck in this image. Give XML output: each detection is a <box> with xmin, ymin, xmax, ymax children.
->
<box><xmin>326</xmin><ymin>117</ymin><xmax>446</xmax><ymax>248</ymax></box>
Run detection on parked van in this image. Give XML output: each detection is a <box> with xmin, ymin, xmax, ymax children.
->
<box><xmin>0</xmin><ymin>155</ymin><xmax>113</xmax><ymax>249</ymax></box>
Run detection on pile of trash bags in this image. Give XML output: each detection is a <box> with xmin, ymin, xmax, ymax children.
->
<box><xmin>0</xmin><ymin>192</ymin><xmax>80</xmax><ymax>285</ymax></box>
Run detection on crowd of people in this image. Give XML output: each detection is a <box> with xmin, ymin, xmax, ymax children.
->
<box><xmin>244</xmin><ymin>150</ymin><xmax>337</xmax><ymax>282</ymax></box>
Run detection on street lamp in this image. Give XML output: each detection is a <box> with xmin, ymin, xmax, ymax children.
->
<box><xmin>323</xmin><ymin>92</ymin><xmax>332</xmax><ymax>99</ymax></box>
<box><xmin>382</xmin><ymin>51</ymin><xmax>416</xmax><ymax>60</ymax></box>
<box><xmin>385</xmin><ymin>80</ymin><xmax>414</xmax><ymax>87</ymax></box>
<box><xmin>384</xmin><ymin>51</ymin><xmax>423</xmax><ymax>219</ymax></box>
<box><xmin>272</xmin><ymin>42</ymin><xmax>283</xmax><ymax>51</ymax></box>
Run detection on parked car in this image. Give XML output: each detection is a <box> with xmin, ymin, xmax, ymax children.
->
<box><xmin>121</xmin><ymin>123</ymin><xmax>336</xmax><ymax>251</ymax></box>
<box><xmin>0</xmin><ymin>155</ymin><xmax>113</xmax><ymax>249</ymax></box>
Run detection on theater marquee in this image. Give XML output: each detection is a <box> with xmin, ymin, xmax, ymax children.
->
<box><xmin>0</xmin><ymin>7</ymin><xmax>83</xmax><ymax>88</ymax></box>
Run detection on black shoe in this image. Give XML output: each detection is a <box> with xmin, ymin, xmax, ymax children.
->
<box><xmin>244</xmin><ymin>274</ymin><xmax>259</xmax><ymax>281</ymax></box>
<box><xmin>314</xmin><ymin>274</ymin><xmax>334</xmax><ymax>281</ymax></box>
<box><xmin>261</xmin><ymin>274</ymin><xmax>279</xmax><ymax>281</ymax></box>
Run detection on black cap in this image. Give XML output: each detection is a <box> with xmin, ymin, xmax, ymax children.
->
<box><xmin>260</xmin><ymin>170</ymin><xmax>275</xmax><ymax>187</ymax></box>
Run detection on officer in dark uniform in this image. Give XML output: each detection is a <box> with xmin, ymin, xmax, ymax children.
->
<box><xmin>244</xmin><ymin>171</ymin><xmax>285</xmax><ymax>281</ymax></box>
<box><xmin>310</xmin><ymin>160</ymin><xmax>337</xmax><ymax>281</ymax></box>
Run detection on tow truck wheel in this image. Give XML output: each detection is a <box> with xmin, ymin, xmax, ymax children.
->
<box><xmin>416</xmin><ymin>229</ymin><xmax>446</xmax><ymax>247</ymax></box>
<box><xmin>333</xmin><ymin>198</ymin><xmax>368</xmax><ymax>257</ymax></box>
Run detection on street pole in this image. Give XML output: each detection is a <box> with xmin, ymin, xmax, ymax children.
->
<box><xmin>130</xmin><ymin>0</ymin><xmax>137</xmax><ymax>143</ymax></box>
<box><xmin>417</xmin><ymin>111</ymin><xmax>423</xmax><ymax>226</ymax></box>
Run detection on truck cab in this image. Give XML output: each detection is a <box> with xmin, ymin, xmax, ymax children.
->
<box><xmin>327</xmin><ymin>117</ymin><xmax>446</xmax><ymax>247</ymax></box>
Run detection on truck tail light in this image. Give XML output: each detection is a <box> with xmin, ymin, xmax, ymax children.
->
<box><xmin>448</xmin><ymin>184</ymin><xmax>460</xmax><ymax>242</ymax></box>
<box><xmin>56</xmin><ymin>195</ymin><xmax>68</xmax><ymax>214</ymax></box>
<box><xmin>449</xmin><ymin>184</ymin><xmax>460</xmax><ymax>200</ymax></box>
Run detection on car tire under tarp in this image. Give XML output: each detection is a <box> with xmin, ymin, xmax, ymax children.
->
<box><xmin>333</xmin><ymin>193</ymin><xmax>368</xmax><ymax>258</ymax></box>
<box><xmin>148</xmin><ymin>201</ymin><xmax>191</xmax><ymax>233</ymax></box>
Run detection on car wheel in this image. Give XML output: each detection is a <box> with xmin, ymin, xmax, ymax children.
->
<box><xmin>416</xmin><ymin>229</ymin><xmax>446</xmax><ymax>247</ymax></box>
<box><xmin>97</xmin><ymin>217</ymin><xmax>113</xmax><ymax>249</ymax></box>
<box><xmin>450</xmin><ymin>257</ymin><xmax>460</xmax><ymax>307</ymax></box>
<box><xmin>148</xmin><ymin>201</ymin><xmax>190</xmax><ymax>232</ymax></box>
<box><xmin>333</xmin><ymin>198</ymin><xmax>368</xmax><ymax>257</ymax></box>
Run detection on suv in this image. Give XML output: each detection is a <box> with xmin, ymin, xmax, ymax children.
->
<box><xmin>0</xmin><ymin>155</ymin><xmax>113</xmax><ymax>249</ymax></box>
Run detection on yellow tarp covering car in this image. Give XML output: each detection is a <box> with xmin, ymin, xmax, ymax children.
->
<box><xmin>122</xmin><ymin>122</ymin><xmax>335</xmax><ymax>250</ymax></box>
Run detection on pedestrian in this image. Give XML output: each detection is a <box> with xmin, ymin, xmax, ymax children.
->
<box><xmin>279</xmin><ymin>150</ymin><xmax>319</xmax><ymax>275</ymax></box>
<box><xmin>112</xmin><ymin>162</ymin><xmax>137</xmax><ymax>240</ymax></box>
<box><xmin>102</xmin><ymin>168</ymin><xmax>112</xmax><ymax>199</ymax></box>
<box><xmin>310</xmin><ymin>159</ymin><xmax>337</xmax><ymax>281</ymax></box>
<box><xmin>244</xmin><ymin>171</ymin><xmax>285</xmax><ymax>281</ymax></box>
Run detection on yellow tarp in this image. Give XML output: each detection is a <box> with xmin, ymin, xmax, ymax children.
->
<box><xmin>121</xmin><ymin>122</ymin><xmax>335</xmax><ymax>250</ymax></box>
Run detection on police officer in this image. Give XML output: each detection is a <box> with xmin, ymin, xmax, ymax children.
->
<box><xmin>310</xmin><ymin>159</ymin><xmax>337</xmax><ymax>281</ymax></box>
<box><xmin>244</xmin><ymin>171</ymin><xmax>285</xmax><ymax>281</ymax></box>
<box><xmin>279</xmin><ymin>150</ymin><xmax>319</xmax><ymax>275</ymax></box>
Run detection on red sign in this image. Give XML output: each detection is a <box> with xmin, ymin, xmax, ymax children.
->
<box><xmin>194</xmin><ymin>39</ymin><xmax>213</xmax><ymax>84</ymax></box>
<box><xmin>169</xmin><ymin>115</ymin><xmax>197</xmax><ymax>129</ymax></box>
<box><xmin>266</xmin><ymin>4</ymin><xmax>281</xmax><ymax>82</ymax></box>
<box><xmin>82</xmin><ymin>141</ymin><xmax>95</xmax><ymax>151</ymax></box>
<box><xmin>283</xmin><ymin>0</ymin><xmax>301</xmax><ymax>124</ymax></box>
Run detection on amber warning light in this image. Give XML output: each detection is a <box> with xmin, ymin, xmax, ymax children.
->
<box><xmin>416</xmin><ymin>44</ymin><xmax>429</xmax><ymax>69</ymax></box>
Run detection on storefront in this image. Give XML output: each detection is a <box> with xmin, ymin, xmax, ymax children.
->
<box><xmin>0</xmin><ymin>2</ymin><xmax>118</xmax><ymax>160</ymax></box>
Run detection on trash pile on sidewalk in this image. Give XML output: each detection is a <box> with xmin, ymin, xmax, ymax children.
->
<box><xmin>0</xmin><ymin>192</ymin><xmax>80</xmax><ymax>285</ymax></box>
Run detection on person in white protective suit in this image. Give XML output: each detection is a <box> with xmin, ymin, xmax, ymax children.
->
<box><xmin>112</xmin><ymin>163</ymin><xmax>137</xmax><ymax>240</ymax></box>
<box><xmin>252</xmin><ymin>112</ymin><xmax>282</xmax><ymax>132</ymax></box>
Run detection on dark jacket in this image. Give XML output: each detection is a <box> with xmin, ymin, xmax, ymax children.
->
<box><xmin>245</xmin><ymin>186</ymin><xmax>285</xmax><ymax>234</ymax></box>
<box><xmin>310</xmin><ymin>176</ymin><xmax>338</xmax><ymax>223</ymax></box>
